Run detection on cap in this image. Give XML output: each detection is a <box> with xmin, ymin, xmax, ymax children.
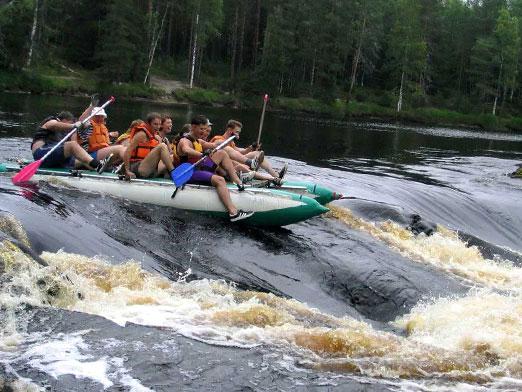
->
<box><xmin>91</xmin><ymin>107</ymin><xmax>107</xmax><ymax>117</ymax></box>
<box><xmin>206</xmin><ymin>119</ymin><xmax>213</xmax><ymax>126</ymax></box>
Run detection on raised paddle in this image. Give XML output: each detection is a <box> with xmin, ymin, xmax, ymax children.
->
<box><xmin>256</xmin><ymin>94</ymin><xmax>269</xmax><ymax>146</ymax></box>
<box><xmin>12</xmin><ymin>97</ymin><xmax>116</xmax><ymax>185</ymax></box>
<box><xmin>171</xmin><ymin>135</ymin><xmax>237</xmax><ymax>188</ymax></box>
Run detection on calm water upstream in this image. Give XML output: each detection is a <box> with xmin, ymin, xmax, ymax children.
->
<box><xmin>1</xmin><ymin>92</ymin><xmax>522</xmax><ymax>391</ymax></box>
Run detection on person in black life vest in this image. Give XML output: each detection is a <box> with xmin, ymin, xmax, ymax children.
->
<box><xmin>176</xmin><ymin>115</ymin><xmax>254</xmax><ymax>222</ymax></box>
<box><xmin>31</xmin><ymin>110</ymin><xmax>106</xmax><ymax>170</ymax></box>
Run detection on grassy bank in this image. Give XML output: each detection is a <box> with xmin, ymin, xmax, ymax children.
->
<box><xmin>0</xmin><ymin>69</ymin><xmax>162</xmax><ymax>99</ymax></box>
<box><xmin>3</xmin><ymin>68</ymin><xmax>522</xmax><ymax>132</ymax></box>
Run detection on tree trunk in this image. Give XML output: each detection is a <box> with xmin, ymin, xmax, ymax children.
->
<box><xmin>347</xmin><ymin>17</ymin><xmax>366</xmax><ymax>102</ymax></box>
<box><xmin>238</xmin><ymin>2</ymin><xmax>246</xmax><ymax>75</ymax></box>
<box><xmin>397</xmin><ymin>71</ymin><xmax>405</xmax><ymax>112</ymax></box>
<box><xmin>310</xmin><ymin>50</ymin><xmax>316</xmax><ymax>87</ymax></box>
<box><xmin>230</xmin><ymin>5</ymin><xmax>239</xmax><ymax>81</ymax></box>
<box><xmin>190</xmin><ymin>13</ymin><xmax>199</xmax><ymax>88</ymax></box>
<box><xmin>166</xmin><ymin>6</ymin><xmax>173</xmax><ymax>56</ymax></box>
<box><xmin>144</xmin><ymin>4</ymin><xmax>169</xmax><ymax>85</ymax></box>
<box><xmin>252</xmin><ymin>0</ymin><xmax>261</xmax><ymax>68</ymax></box>
<box><xmin>26</xmin><ymin>0</ymin><xmax>40</xmax><ymax>68</ymax></box>
<box><xmin>187</xmin><ymin>12</ymin><xmax>195</xmax><ymax>82</ymax></box>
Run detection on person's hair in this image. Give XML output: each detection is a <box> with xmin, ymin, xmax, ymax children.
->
<box><xmin>180</xmin><ymin>123</ymin><xmax>191</xmax><ymax>134</ymax></box>
<box><xmin>146</xmin><ymin>112</ymin><xmax>162</xmax><ymax>124</ymax></box>
<box><xmin>191</xmin><ymin>115</ymin><xmax>208</xmax><ymax>126</ymax></box>
<box><xmin>56</xmin><ymin>111</ymin><xmax>75</xmax><ymax>122</ymax></box>
<box><xmin>226</xmin><ymin>119</ymin><xmax>242</xmax><ymax>129</ymax></box>
<box><xmin>128</xmin><ymin>119</ymin><xmax>144</xmax><ymax>131</ymax></box>
<box><xmin>161</xmin><ymin>114</ymin><xmax>172</xmax><ymax>124</ymax></box>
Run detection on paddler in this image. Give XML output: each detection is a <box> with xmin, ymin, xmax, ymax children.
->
<box><xmin>76</xmin><ymin>97</ymin><xmax>126</xmax><ymax>173</ymax></box>
<box><xmin>209</xmin><ymin>120</ymin><xmax>288</xmax><ymax>185</ymax></box>
<box><xmin>31</xmin><ymin>106</ymin><xmax>109</xmax><ymax>171</ymax></box>
<box><xmin>123</xmin><ymin>112</ymin><xmax>176</xmax><ymax>180</ymax></box>
<box><xmin>176</xmin><ymin>115</ymin><xmax>254</xmax><ymax>222</ymax></box>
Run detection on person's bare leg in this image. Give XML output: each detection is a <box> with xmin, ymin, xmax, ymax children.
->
<box><xmin>223</xmin><ymin>146</ymin><xmax>249</xmax><ymax>164</ymax></box>
<box><xmin>210</xmin><ymin>150</ymin><xmax>241</xmax><ymax>185</ymax></box>
<box><xmin>138</xmin><ymin>144</ymin><xmax>172</xmax><ymax>177</ymax></box>
<box><xmin>95</xmin><ymin>145</ymin><xmax>126</xmax><ymax>162</ymax></box>
<box><xmin>245</xmin><ymin>151</ymin><xmax>277</xmax><ymax>177</ymax></box>
<box><xmin>212</xmin><ymin>175</ymin><xmax>237</xmax><ymax>215</ymax></box>
<box><xmin>64</xmin><ymin>141</ymin><xmax>96</xmax><ymax>167</ymax></box>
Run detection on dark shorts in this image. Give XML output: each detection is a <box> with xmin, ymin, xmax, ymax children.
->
<box><xmin>33</xmin><ymin>144</ymin><xmax>74</xmax><ymax>168</ymax></box>
<box><xmin>129</xmin><ymin>161</ymin><xmax>156</xmax><ymax>179</ymax></box>
<box><xmin>188</xmin><ymin>157</ymin><xmax>217</xmax><ymax>185</ymax></box>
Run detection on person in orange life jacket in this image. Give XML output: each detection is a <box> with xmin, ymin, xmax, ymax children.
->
<box><xmin>77</xmin><ymin>106</ymin><xmax>126</xmax><ymax>170</ymax></box>
<box><xmin>123</xmin><ymin>112</ymin><xmax>175</xmax><ymax>180</ymax></box>
<box><xmin>177</xmin><ymin>115</ymin><xmax>254</xmax><ymax>221</ymax></box>
<box><xmin>209</xmin><ymin>120</ymin><xmax>288</xmax><ymax>183</ymax></box>
<box><xmin>31</xmin><ymin>108</ymin><xmax>106</xmax><ymax>171</ymax></box>
<box><xmin>115</xmin><ymin>119</ymin><xmax>143</xmax><ymax>147</ymax></box>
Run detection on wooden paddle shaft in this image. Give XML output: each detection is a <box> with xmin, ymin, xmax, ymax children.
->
<box><xmin>256</xmin><ymin>94</ymin><xmax>269</xmax><ymax>146</ymax></box>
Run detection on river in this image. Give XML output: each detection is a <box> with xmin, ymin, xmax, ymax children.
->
<box><xmin>1</xmin><ymin>92</ymin><xmax>522</xmax><ymax>391</ymax></box>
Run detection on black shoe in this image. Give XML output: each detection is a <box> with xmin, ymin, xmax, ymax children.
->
<box><xmin>271</xmin><ymin>177</ymin><xmax>283</xmax><ymax>187</ymax></box>
<box><xmin>96</xmin><ymin>153</ymin><xmax>113</xmax><ymax>174</ymax></box>
<box><xmin>229</xmin><ymin>209</ymin><xmax>254</xmax><ymax>222</ymax></box>
<box><xmin>236</xmin><ymin>183</ymin><xmax>245</xmax><ymax>192</ymax></box>
<box><xmin>278</xmin><ymin>163</ymin><xmax>288</xmax><ymax>180</ymax></box>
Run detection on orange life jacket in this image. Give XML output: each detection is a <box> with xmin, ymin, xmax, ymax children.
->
<box><xmin>210</xmin><ymin>134</ymin><xmax>236</xmax><ymax>149</ymax></box>
<box><xmin>129</xmin><ymin>124</ymin><xmax>159</xmax><ymax>162</ymax></box>
<box><xmin>87</xmin><ymin>120</ymin><xmax>110</xmax><ymax>152</ymax></box>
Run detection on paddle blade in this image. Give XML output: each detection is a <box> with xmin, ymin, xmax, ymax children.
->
<box><xmin>171</xmin><ymin>163</ymin><xmax>194</xmax><ymax>187</ymax></box>
<box><xmin>11</xmin><ymin>160</ymin><xmax>42</xmax><ymax>185</ymax></box>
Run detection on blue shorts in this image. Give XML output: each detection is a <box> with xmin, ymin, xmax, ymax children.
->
<box><xmin>32</xmin><ymin>144</ymin><xmax>74</xmax><ymax>168</ymax></box>
<box><xmin>188</xmin><ymin>157</ymin><xmax>217</xmax><ymax>185</ymax></box>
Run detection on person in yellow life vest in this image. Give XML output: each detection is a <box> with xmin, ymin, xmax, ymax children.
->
<box><xmin>176</xmin><ymin>115</ymin><xmax>254</xmax><ymax>222</ymax></box>
<box><xmin>77</xmin><ymin>107</ymin><xmax>126</xmax><ymax>173</ymax></box>
<box><xmin>123</xmin><ymin>112</ymin><xmax>175</xmax><ymax>180</ymax></box>
<box><xmin>115</xmin><ymin>119</ymin><xmax>143</xmax><ymax>147</ymax></box>
<box><xmin>209</xmin><ymin>119</ymin><xmax>288</xmax><ymax>184</ymax></box>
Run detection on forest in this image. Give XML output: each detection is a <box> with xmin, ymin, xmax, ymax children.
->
<box><xmin>1</xmin><ymin>0</ymin><xmax>522</xmax><ymax>122</ymax></box>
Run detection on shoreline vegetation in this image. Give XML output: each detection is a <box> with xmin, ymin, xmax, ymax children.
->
<box><xmin>3</xmin><ymin>68</ymin><xmax>522</xmax><ymax>133</ymax></box>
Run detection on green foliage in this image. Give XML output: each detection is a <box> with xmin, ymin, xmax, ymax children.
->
<box><xmin>0</xmin><ymin>0</ymin><xmax>33</xmax><ymax>69</ymax></box>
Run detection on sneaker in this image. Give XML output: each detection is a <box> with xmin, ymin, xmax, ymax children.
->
<box><xmin>278</xmin><ymin>163</ymin><xmax>288</xmax><ymax>180</ymax></box>
<box><xmin>96</xmin><ymin>153</ymin><xmax>114</xmax><ymax>174</ymax></box>
<box><xmin>239</xmin><ymin>171</ymin><xmax>255</xmax><ymax>183</ymax></box>
<box><xmin>250</xmin><ymin>151</ymin><xmax>265</xmax><ymax>171</ymax></box>
<box><xmin>113</xmin><ymin>162</ymin><xmax>124</xmax><ymax>174</ymax></box>
<box><xmin>236</xmin><ymin>183</ymin><xmax>245</xmax><ymax>192</ymax></box>
<box><xmin>229</xmin><ymin>209</ymin><xmax>254</xmax><ymax>222</ymax></box>
<box><xmin>271</xmin><ymin>177</ymin><xmax>283</xmax><ymax>187</ymax></box>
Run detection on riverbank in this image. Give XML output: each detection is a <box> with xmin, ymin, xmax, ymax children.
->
<box><xmin>2</xmin><ymin>68</ymin><xmax>522</xmax><ymax>132</ymax></box>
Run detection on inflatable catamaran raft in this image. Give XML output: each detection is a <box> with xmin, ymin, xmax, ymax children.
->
<box><xmin>1</xmin><ymin>163</ymin><xmax>340</xmax><ymax>226</ymax></box>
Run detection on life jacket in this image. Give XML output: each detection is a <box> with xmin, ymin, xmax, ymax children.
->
<box><xmin>210</xmin><ymin>134</ymin><xmax>236</xmax><ymax>149</ymax></box>
<box><xmin>115</xmin><ymin>131</ymin><xmax>131</xmax><ymax>144</ymax></box>
<box><xmin>129</xmin><ymin>124</ymin><xmax>159</xmax><ymax>162</ymax></box>
<box><xmin>31</xmin><ymin>116</ymin><xmax>67</xmax><ymax>148</ymax></box>
<box><xmin>87</xmin><ymin>120</ymin><xmax>110</xmax><ymax>152</ymax></box>
<box><xmin>177</xmin><ymin>134</ymin><xmax>203</xmax><ymax>164</ymax></box>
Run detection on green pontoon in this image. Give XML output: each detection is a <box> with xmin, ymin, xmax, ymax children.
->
<box><xmin>1</xmin><ymin>163</ymin><xmax>332</xmax><ymax>226</ymax></box>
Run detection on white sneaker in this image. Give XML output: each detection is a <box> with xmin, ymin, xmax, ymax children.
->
<box><xmin>239</xmin><ymin>171</ymin><xmax>255</xmax><ymax>183</ymax></box>
<box><xmin>229</xmin><ymin>210</ymin><xmax>254</xmax><ymax>222</ymax></box>
<box><xmin>96</xmin><ymin>153</ymin><xmax>114</xmax><ymax>174</ymax></box>
<box><xmin>250</xmin><ymin>151</ymin><xmax>265</xmax><ymax>171</ymax></box>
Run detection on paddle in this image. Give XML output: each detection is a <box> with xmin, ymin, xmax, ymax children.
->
<box><xmin>12</xmin><ymin>96</ymin><xmax>116</xmax><ymax>185</ymax></box>
<box><xmin>256</xmin><ymin>94</ymin><xmax>269</xmax><ymax>146</ymax></box>
<box><xmin>171</xmin><ymin>135</ymin><xmax>237</xmax><ymax>188</ymax></box>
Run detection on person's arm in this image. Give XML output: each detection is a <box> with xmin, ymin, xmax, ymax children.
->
<box><xmin>123</xmin><ymin>131</ymin><xmax>147</xmax><ymax>179</ymax></box>
<box><xmin>45</xmin><ymin>119</ymin><xmax>81</xmax><ymax>132</ymax></box>
<box><xmin>179</xmin><ymin>139</ymin><xmax>204</xmax><ymax>159</ymax></box>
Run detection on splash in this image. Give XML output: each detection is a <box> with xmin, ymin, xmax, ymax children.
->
<box><xmin>328</xmin><ymin>205</ymin><xmax>522</xmax><ymax>290</ymax></box>
<box><xmin>1</xmin><ymin>222</ymin><xmax>522</xmax><ymax>388</ymax></box>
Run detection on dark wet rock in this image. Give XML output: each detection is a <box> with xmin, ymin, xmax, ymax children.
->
<box><xmin>407</xmin><ymin>214</ymin><xmax>437</xmax><ymax>236</ymax></box>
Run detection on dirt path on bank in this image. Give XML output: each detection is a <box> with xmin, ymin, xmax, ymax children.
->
<box><xmin>150</xmin><ymin>76</ymin><xmax>188</xmax><ymax>94</ymax></box>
